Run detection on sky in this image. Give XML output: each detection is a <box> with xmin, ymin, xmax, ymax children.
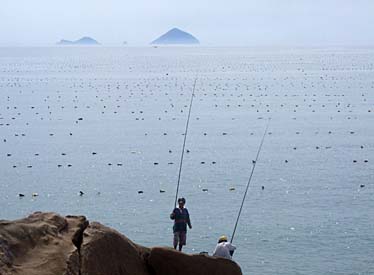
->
<box><xmin>0</xmin><ymin>0</ymin><xmax>373</xmax><ymax>46</ymax></box>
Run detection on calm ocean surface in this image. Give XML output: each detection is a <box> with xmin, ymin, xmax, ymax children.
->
<box><xmin>0</xmin><ymin>47</ymin><xmax>373</xmax><ymax>274</ymax></box>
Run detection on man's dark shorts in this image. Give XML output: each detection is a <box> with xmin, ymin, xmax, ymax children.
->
<box><xmin>173</xmin><ymin>231</ymin><xmax>186</xmax><ymax>246</ymax></box>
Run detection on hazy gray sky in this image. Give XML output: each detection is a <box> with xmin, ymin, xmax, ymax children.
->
<box><xmin>1</xmin><ymin>0</ymin><xmax>373</xmax><ymax>46</ymax></box>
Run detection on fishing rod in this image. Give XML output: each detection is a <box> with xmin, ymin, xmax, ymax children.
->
<box><xmin>174</xmin><ymin>77</ymin><xmax>198</xmax><ymax>208</ymax></box>
<box><xmin>230</xmin><ymin>118</ymin><xmax>271</xmax><ymax>244</ymax></box>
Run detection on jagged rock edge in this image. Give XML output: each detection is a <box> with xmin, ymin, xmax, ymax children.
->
<box><xmin>69</xmin><ymin>216</ymin><xmax>89</xmax><ymax>275</ymax></box>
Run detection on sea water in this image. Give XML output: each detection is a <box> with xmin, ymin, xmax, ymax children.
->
<box><xmin>0</xmin><ymin>47</ymin><xmax>373</xmax><ymax>275</ymax></box>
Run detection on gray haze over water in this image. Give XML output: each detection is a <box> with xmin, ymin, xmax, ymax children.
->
<box><xmin>1</xmin><ymin>0</ymin><xmax>374</xmax><ymax>46</ymax></box>
<box><xmin>0</xmin><ymin>47</ymin><xmax>373</xmax><ymax>274</ymax></box>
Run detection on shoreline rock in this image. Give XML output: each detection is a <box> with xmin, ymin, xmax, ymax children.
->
<box><xmin>0</xmin><ymin>212</ymin><xmax>242</xmax><ymax>275</ymax></box>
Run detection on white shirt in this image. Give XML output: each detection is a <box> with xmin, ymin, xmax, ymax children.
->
<box><xmin>213</xmin><ymin>242</ymin><xmax>236</xmax><ymax>260</ymax></box>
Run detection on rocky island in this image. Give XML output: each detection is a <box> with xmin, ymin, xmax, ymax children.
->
<box><xmin>0</xmin><ymin>212</ymin><xmax>242</xmax><ymax>275</ymax></box>
<box><xmin>151</xmin><ymin>28</ymin><xmax>199</xmax><ymax>45</ymax></box>
<box><xmin>57</xmin><ymin>37</ymin><xmax>100</xmax><ymax>45</ymax></box>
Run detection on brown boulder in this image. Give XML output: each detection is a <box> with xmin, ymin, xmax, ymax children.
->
<box><xmin>148</xmin><ymin>247</ymin><xmax>242</xmax><ymax>275</ymax></box>
<box><xmin>79</xmin><ymin>222</ymin><xmax>150</xmax><ymax>275</ymax></box>
<box><xmin>0</xmin><ymin>212</ymin><xmax>242</xmax><ymax>275</ymax></box>
<box><xmin>0</xmin><ymin>212</ymin><xmax>87</xmax><ymax>275</ymax></box>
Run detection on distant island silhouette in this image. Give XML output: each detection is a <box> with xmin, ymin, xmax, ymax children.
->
<box><xmin>57</xmin><ymin>37</ymin><xmax>100</xmax><ymax>45</ymax></box>
<box><xmin>151</xmin><ymin>28</ymin><xmax>199</xmax><ymax>45</ymax></box>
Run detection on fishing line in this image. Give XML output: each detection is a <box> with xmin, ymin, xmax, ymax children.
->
<box><xmin>174</xmin><ymin>76</ymin><xmax>198</xmax><ymax>208</ymax></box>
<box><xmin>231</xmin><ymin>118</ymin><xmax>271</xmax><ymax>243</ymax></box>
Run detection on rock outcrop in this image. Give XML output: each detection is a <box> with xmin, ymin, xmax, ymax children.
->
<box><xmin>0</xmin><ymin>212</ymin><xmax>87</xmax><ymax>275</ymax></box>
<box><xmin>0</xmin><ymin>212</ymin><xmax>242</xmax><ymax>275</ymax></box>
<box><xmin>78</xmin><ymin>222</ymin><xmax>151</xmax><ymax>275</ymax></box>
<box><xmin>149</xmin><ymin>247</ymin><xmax>242</xmax><ymax>275</ymax></box>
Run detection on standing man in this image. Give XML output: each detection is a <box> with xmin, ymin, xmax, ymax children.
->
<box><xmin>170</xmin><ymin>197</ymin><xmax>192</xmax><ymax>251</ymax></box>
<box><xmin>213</xmin><ymin>235</ymin><xmax>236</xmax><ymax>260</ymax></box>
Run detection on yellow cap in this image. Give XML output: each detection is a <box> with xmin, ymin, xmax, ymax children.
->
<box><xmin>219</xmin><ymin>235</ymin><xmax>228</xmax><ymax>242</ymax></box>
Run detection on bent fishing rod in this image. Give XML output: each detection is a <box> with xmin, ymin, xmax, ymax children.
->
<box><xmin>230</xmin><ymin>118</ymin><xmax>271</xmax><ymax>244</ymax></box>
<box><xmin>174</xmin><ymin>76</ymin><xmax>198</xmax><ymax>208</ymax></box>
